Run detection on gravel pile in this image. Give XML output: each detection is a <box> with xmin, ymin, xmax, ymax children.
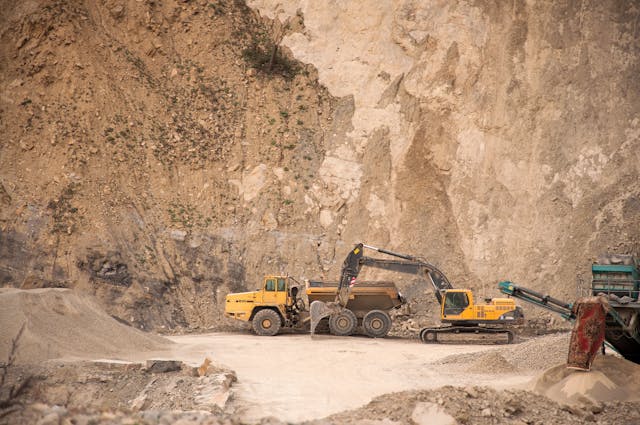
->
<box><xmin>531</xmin><ymin>355</ymin><xmax>640</xmax><ymax>405</ymax></box>
<box><xmin>465</xmin><ymin>351</ymin><xmax>519</xmax><ymax>374</ymax></box>
<box><xmin>323</xmin><ymin>385</ymin><xmax>640</xmax><ymax>425</ymax></box>
<box><xmin>0</xmin><ymin>288</ymin><xmax>170</xmax><ymax>363</ymax></box>
<box><xmin>434</xmin><ymin>333</ymin><xmax>571</xmax><ymax>373</ymax></box>
<box><xmin>501</xmin><ymin>332</ymin><xmax>571</xmax><ymax>370</ymax></box>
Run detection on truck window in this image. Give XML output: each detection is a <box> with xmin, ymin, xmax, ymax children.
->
<box><xmin>265</xmin><ymin>279</ymin><xmax>275</xmax><ymax>291</ymax></box>
<box><xmin>277</xmin><ymin>278</ymin><xmax>286</xmax><ymax>291</ymax></box>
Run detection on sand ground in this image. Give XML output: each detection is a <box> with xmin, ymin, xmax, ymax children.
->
<box><xmin>161</xmin><ymin>333</ymin><xmax>535</xmax><ymax>423</ymax></box>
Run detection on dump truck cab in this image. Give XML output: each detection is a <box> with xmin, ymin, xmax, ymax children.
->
<box><xmin>224</xmin><ymin>275</ymin><xmax>304</xmax><ymax>336</ymax></box>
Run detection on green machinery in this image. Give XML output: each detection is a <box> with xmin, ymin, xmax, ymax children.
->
<box><xmin>590</xmin><ymin>255</ymin><xmax>640</xmax><ymax>364</ymax></box>
<box><xmin>499</xmin><ymin>254</ymin><xmax>640</xmax><ymax>365</ymax></box>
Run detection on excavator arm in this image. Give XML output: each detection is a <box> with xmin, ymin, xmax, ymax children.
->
<box><xmin>336</xmin><ymin>243</ymin><xmax>453</xmax><ymax>308</ymax></box>
<box><xmin>334</xmin><ymin>243</ymin><xmax>365</xmax><ymax>306</ymax></box>
<box><xmin>359</xmin><ymin>244</ymin><xmax>453</xmax><ymax>303</ymax></box>
<box><xmin>309</xmin><ymin>243</ymin><xmax>365</xmax><ymax>334</ymax></box>
<box><xmin>310</xmin><ymin>243</ymin><xmax>452</xmax><ymax>334</ymax></box>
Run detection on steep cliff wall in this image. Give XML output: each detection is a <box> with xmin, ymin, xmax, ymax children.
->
<box><xmin>249</xmin><ymin>0</ymin><xmax>640</xmax><ymax>298</ymax></box>
<box><xmin>0</xmin><ymin>0</ymin><xmax>638</xmax><ymax>330</ymax></box>
<box><xmin>0</xmin><ymin>0</ymin><xmax>342</xmax><ymax>330</ymax></box>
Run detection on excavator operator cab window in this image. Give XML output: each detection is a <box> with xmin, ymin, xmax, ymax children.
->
<box><xmin>277</xmin><ymin>278</ymin><xmax>286</xmax><ymax>292</ymax></box>
<box><xmin>444</xmin><ymin>292</ymin><xmax>469</xmax><ymax>316</ymax></box>
<box><xmin>265</xmin><ymin>279</ymin><xmax>276</xmax><ymax>291</ymax></box>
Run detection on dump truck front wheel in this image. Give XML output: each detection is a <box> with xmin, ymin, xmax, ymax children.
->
<box><xmin>252</xmin><ymin>309</ymin><xmax>282</xmax><ymax>336</ymax></box>
<box><xmin>363</xmin><ymin>310</ymin><xmax>392</xmax><ymax>338</ymax></box>
<box><xmin>329</xmin><ymin>309</ymin><xmax>357</xmax><ymax>336</ymax></box>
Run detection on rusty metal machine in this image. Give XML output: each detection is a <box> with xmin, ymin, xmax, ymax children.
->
<box><xmin>498</xmin><ymin>254</ymin><xmax>640</xmax><ymax>370</ymax></box>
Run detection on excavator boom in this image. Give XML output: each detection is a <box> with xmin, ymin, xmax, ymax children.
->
<box><xmin>359</xmin><ymin>257</ymin><xmax>452</xmax><ymax>304</ymax></box>
<box><xmin>310</xmin><ymin>243</ymin><xmax>450</xmax><ymax>335</ymax></box>
<box><xmin>334</xmin><ymin>243</ymin><xmax>452</xmax><ymax>309</ymax></box>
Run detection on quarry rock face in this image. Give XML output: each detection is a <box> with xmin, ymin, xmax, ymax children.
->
<box><xmin>249</xmin><ymin>0</ymin><xmax>640</xmax><ymax>296</ymax></box>
<box><xmin>0</xmin><ymin>0</ymin><xmax>639</xmax><ymax>328</ymax></box>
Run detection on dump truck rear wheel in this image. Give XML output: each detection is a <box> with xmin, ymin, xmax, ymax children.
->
<box><xmin>252</xmin><ymin>309</ymin><xmax>281</xmax><ymax>336</ymax></box>
<box><xmin>363</xmin><ymin>310</ymin><xmax>392</xmax><ymax>338</ymax></box>
<box><xmin>329</xmin><ymin>309</ymin><xmax>357</xmax><ymax>336</ymax></box>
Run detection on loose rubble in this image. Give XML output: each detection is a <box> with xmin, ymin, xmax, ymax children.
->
<box><xmin>320</xmin><ymin>386</ymin><xmax>640</xmax><ymax>425</ymax></box>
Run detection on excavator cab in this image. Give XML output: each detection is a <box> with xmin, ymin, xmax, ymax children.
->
<box><xmin>443</xmin><ymin>290</ymin><xmax>470</xmax><ymax>316</ymax></box>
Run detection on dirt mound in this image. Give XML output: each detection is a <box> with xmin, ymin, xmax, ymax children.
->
<box><xmin>326</xmin><ymin>385</ymin><xmax>640</xmax><ymax>425</ymax></box>
<box><xmin>0</xmin><ymin>288</ymin><xmax>170</xmax><ymax>363</ymax></box>
<box><xmin>464</xmin><ymin>351</ymin><xmax>518</xmax><ymax>374</ymax></box>
<box><xmin>530</xmin><ymin>355</ymin><xmax>640</xmax><ymax>405</ymax></box>
<box><xmin>499</xmin><ymin>332</ymin><xmax>570</xmax><ymax>370</ymax></box>
<box><xmin>435</xmin><ymin>333</ymin><xmax>571</xmax><ymax>372</ymax></box>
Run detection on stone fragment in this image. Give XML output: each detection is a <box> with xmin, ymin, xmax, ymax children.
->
<box><xmin>170</xmin><ymin>229</ymin><xmax>187</xmax><ymax>241</ymax></box>
<box><xmin>464</xmin><ymin>386</ymin><xmax>478</xmax><ymax>398</ymax></box>
<box><xmin>110</xmin><ymin>5</ymin><xmax>125</xmax><ymax>19</ymax></box>
<box><xmin>145</xmin><ymin>359</ymin><xmax>182</xmax><ymax>373</ymax></box>
<box><xmin>19</xmin><ymin>140</ymin><xmax>34</xmax><ymax>151</ymax></box>
<box><xmin>411</xmin><ymin>402</ymin><xmax>457</xmax><ymax>425</ymax></box>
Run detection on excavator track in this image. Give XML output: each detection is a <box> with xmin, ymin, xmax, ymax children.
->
<box><xmin>420</xmin><ymin>326</ymin><xmax>514</xmax><ymax>344</ymax></box>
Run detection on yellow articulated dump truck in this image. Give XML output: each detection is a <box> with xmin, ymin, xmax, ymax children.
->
<box><xmin>224</xmin><ymin>275</ymin><xmax>405</xmax><ymax>337</ymax></box>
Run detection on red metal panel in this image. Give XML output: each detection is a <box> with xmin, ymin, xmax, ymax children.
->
<box><xmin>567</xmin><ymin>298</ymin><xmax>606</xmax><ymax>371</ymax></box>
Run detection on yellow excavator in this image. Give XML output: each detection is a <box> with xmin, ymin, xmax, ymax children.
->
<box><xmin>310</xmin><ymin>243</ymin><xmax>523</xmax><ymax>343</ymax></box>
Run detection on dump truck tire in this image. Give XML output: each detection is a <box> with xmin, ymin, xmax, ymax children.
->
<box><xmin>329</xmin><ymin>309</ymin><xmax>357</xmax><ymax>336</ymax></box>
<box><xmin>252</xmin><ymin>309</ymin><xmax>281</xmax><ymax>336</ymax></box>
<box><xmin>363</xmin><ymin>310</ymin><xmax>392</xmax><ymax>338</ymax></box>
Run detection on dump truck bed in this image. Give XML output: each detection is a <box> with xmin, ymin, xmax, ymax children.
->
<box><xmin>306</xmin><ymin>280</ymin><xmax>404</xmax><ymax>316</ymax></box>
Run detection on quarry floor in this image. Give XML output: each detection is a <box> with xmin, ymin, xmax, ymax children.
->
<box><xmin>2</xmin><ymin>285</ymin><xmax>637</xmax><ymax>425</ymax></box>
<box><xmin>164</xmin><ymin>332</ymin><xmax>535</xmax><ymax>423</ymax></box>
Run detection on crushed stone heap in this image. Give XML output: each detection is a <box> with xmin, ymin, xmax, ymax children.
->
<box><xmin>0</xmin><ymin>288</ymin><xmax>170</xmax><ymax>363</ymax></box>
<box><xmin>530</xmin><ymin>354</ymin><xmax>640</xmax><ymax>405</ymax></box>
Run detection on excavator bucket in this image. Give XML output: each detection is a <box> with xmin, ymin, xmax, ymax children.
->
<box><xmin>567</xmin><ymin>297</ymin><xmax>607</xmax><ymax>371</ymax></box>
<box><xmin>309</xmin><ymin>300</ymin><xmax>340</xmax><ymax>335</ymax></box>
<box><xmin>310</xmin><ymin>244</ymin><xmax>364</xmax><ymax>336</ymax></box>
